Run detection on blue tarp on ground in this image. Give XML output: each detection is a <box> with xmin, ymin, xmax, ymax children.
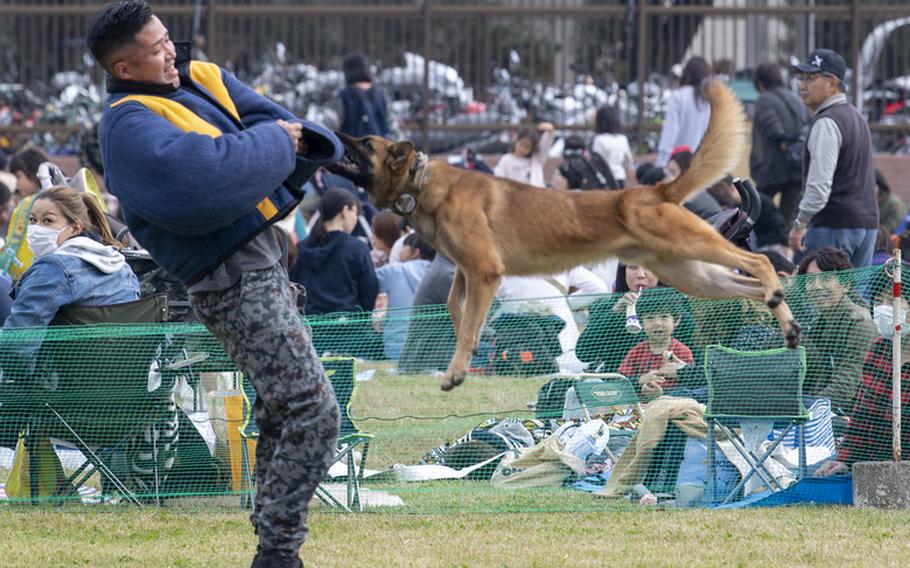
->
<box><xmin>715</xmin><ymin>476</ymin><xmax>853</xmax><ymax>509</ymax></box>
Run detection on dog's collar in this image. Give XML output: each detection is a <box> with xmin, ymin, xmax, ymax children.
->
<box><xmin>393</xmin><ymin>152</ymin><xmax>430</xmax><ymax>216</ymax></box>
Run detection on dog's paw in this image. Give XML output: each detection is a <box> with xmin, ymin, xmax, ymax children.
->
<box><xmin>440</xmin><ymin>371</ymin><xmax>466</xmax><ymax>391</ymax></box>
<box><xmin>766</xmin><ymin>289</ymin><xmax>785</xmax><ymax>310</ymax></box>
<box><xmin>785</xmin><ymin>319</ymin><xmax>801</xmax><ymax>349</ymax></box>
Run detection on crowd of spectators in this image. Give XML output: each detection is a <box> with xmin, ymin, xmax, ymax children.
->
<box><xmin>1</xmin><ymin>42</ymin><xmax>908</xmax><ymax>491</ymax></box>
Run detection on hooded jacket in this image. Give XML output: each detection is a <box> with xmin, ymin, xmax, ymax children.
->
<box><xmin>289</xmin><ymin>231</ymin><xmax>377</xmax><ymax>316</ymax></box>
<box><xmin>99</xmin><ymin>42</ymin><xmax>343</xmax><ymax>285</ymax></box>
<box><xmin>4</xmin><ymin>236</ymin><xmax>140</xmax><ymax>329</ymax></box>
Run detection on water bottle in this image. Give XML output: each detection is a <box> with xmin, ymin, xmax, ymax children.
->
<box><xmin>625</xmin><ymin>301</ymin><xmax>642</xmax><ymax>334</ymax></box>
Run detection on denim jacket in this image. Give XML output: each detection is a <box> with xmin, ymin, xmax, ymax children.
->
<box><xmin>5</xmin><ymin>239</ymin><xmax>140</xmax><ymax>329</ymax></box>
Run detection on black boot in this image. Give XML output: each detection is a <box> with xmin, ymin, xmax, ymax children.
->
<box><xmin>250</xmin><ymin>546</ymin><xmax>303</xmax><ymax>568</ymax></box>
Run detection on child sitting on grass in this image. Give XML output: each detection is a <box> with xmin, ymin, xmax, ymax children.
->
<box><xmin>618</xmin><ymin>289</ymin><xmax>693</xmax><ymax>399</ymax></box>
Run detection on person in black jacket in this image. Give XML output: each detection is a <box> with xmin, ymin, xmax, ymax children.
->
<box><xmin>750</xmin><ymin>62</ymin><xmax>811</xmax><ymax>230</ymax></box>
<box><xmin>290</xmin><ymin>187</ymin><xmax>382</xmax><ymax>358</ymax></box>
<box><xmin>336</xmin><ymin>53</ymin><xmax>394</xmax><ymax>139</ymax></box>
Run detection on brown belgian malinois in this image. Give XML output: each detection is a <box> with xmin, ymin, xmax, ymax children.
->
<box><xmin>327</xmin><ymin>80</ymin><xmax>800</xmax><ymax>391</ymax></box>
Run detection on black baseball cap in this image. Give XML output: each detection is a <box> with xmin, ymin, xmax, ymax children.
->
<box><xmin>795</xmin><ymin>49</ymin><xmax>846</xmax><ymax>81</ymax></box>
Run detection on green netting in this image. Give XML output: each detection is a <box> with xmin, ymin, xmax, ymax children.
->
<box><xmin>0</xmin><ymin>264</ymin><xmax>904</xmax><ymax>511</ymax></box>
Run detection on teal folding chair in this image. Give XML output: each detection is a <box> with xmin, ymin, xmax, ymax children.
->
<box><xmin>704</xmin><ymin>345</ymin><xmax>810</xmax><ymax>506</ymax></box>
<box><xmin>572</xmin><ymin>373</ymin><xmax>643</xmax><ymax>432</ymax></box>
<box><xmin>240</xmin><ymin>356</ymin><xmax>373</xmax><ymax>512</ymax></box>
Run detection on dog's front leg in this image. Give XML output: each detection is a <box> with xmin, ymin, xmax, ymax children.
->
<box><xmin>447</xmin><ymin>268</ymin><xmax>466</xmax><ymax>334</ymax></box>
<box><xmin>441</xmin><ymin>268</ymin><xmax>502</xmax><ymax>391</ymax></box>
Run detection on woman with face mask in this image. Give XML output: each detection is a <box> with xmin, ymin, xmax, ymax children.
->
<box><xmin>3</xmin><ymin>185</ymin><xmax>139</xmax><ymax>329</ymax></box>
<box><xmin>816</xmin><ymin>270</ymin><xmax>910</xmax><ymax>477</ymax></box>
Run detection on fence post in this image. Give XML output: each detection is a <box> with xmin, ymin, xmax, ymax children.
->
<box><xmin>206</xmin><ymin>0</ymin><xmax>217</xmax><ymax>63</ymax></box>
<box><xmin>888</xmin><ymin>250</ymin><xmax>903</xmax><ymax>462</ymax></box>
<box><xmin>421</xmin><ymin>0</ymin><xmax>432</xmax><ymax>153</ymax></box>
<box><xmin>636</xmin><ymin>0</ymin><xmax>647</xmax><ymax>155</ymax></box>
<box><xmin>850</xmin><ymin>0</ymin><xmax>861</xmax><ymax>101</ymax></box>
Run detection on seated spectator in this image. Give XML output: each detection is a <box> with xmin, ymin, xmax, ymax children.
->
<box><xmin>759</xmin><ymin>250</ymin><xmax>797</xmax><ymax>277</ymax></box>
<box><xmin>4</xmin><ymin>185</ymin><xmax>139</xmax><ymax>330</ymax></box>
<box><xmin>552</xmin><ymin>135</ymin><xmax>618</xmax><ymax>191</ymax></box>
<box><xmin>576</xmin><ymin>264</ymin><xmax>695</xmax><ymax>372</ymax></box>
<box><xmin>634</xmin><ymin>162</ymin><xmax>656</xmax><ymax>185</ymax></box>
<box><xmin>871</xmin><ymin>226</ymin><xmax>895</xmax><ymax>266</ymax></box>
<box><xmin>493</xmin><ymin>122</ymin><xmax>555</xmax><ymax>187</ymax></box>
<box><xmin>2</xmin><ymin>146</ymin><xmax>50</xmax><ymax>280</ymax></box>
<box><xmin>797</xmin><ymin>247</ymin><xmax>877</xmax><ymax>414</ymax></box>
<box><xmin>876</xmin><ymin>170</ymin><xmax>906</xmax><ymax>234</ymax></box>
<box><xmin>370</xmin><ymin>209</ymin><xmax>404</xmax><ymax>268</ymax></box>
<box><xmin>664</xmin><ymin>149</ymin><xmax>722</xmax><ymax>219</ymax></box>
<box><xmin>619</xmin><ymin>290</ymin><xmax>694</xmax><ymax>399</ymax></box>
<box><xmin>816</xmin><ymin>270</ymin><xmax>910</xmax><ymax>477</ymax></box>
<box><xmin>397</xmin><ymin>252</ymin><xmax>457</xmax><ymax>374</ymax></box>
<box><xmin>388</xmin><ymin>217</ymin><xmax>414</xmax><ymax>265</ymax></box>
<box><xmin>290</xmin><ymin>187</ymin><xmax>381</xmax><ymax>358</ymax></box>
<box><xmin>496</xmin><ymin>266</ymin><xmax>608</xmax><ymax>374</ymax></box>
<box><xmin>0</xmin><ymin>174</ymin><xmax>15</xmax><ymax>243</ymax></box>
<box><xmin>375</xmin><ymin>232</ymin><xmax>435</xmax><ymax>360</ymax></box>
<box><xmin>638</xmin><ymin>164</ymin><xmax>668</xmax><ymax>186</ymax></box>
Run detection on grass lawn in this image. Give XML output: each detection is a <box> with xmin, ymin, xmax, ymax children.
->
<box><xmin>350</xmin><ymin>364</ymin><xmax>547</xmax><ymax>470</ymax></box>
<box><xmin>1</xmin><ymin>507</ymin><xmax>909</xmax><ymax>567</ymax></box>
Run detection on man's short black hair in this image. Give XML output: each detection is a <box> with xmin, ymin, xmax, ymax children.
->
<box><xmin>86</xmin><ymin>0</ymin><xmax>154</xmax><ymax>72</ymax></box>
<box><xmin>796</xmin><ymin>246</ymin><xmax>853</xmax><ymax>275</ymax></box>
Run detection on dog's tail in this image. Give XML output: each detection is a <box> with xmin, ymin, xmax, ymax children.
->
<box><xmin>659</xmin><ymin>80</ymin><xmax>747</xmax><ymax>205</ymax></box>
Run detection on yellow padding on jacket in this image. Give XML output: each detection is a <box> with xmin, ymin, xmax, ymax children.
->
<box><xmin>111</xmin><ymin>91</ymin><xmax>279</xmax><ymax>221</ymax></box>
<box><xmin>189</xmin><ymin>61</ymin><xmax>241</xmax><ymax>123</ymax></box>
<box><xmin>111</xmin><ymin>95</ymin><xmax>223</xmax><ymax>138</ymax></box>
<box><xmin>256</xmin><ymin>198</ymin><xmax>278</xmax><ymax>220</ymax></box>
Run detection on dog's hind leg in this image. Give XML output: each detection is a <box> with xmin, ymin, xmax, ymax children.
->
<box><xmin>441</xmin><ymin>266</ymin><xmax>502</xmax><ymax>391</ymax></box>
<box><xmin>631</xmin><ymin>204</ymin><xmax>800</xmax><ymax>347</ymax></box>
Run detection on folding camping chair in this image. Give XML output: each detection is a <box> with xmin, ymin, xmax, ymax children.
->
<box><xmin>575</xmin><ymin>373</ymin><xmax>688</xmax><ymax>497</ymax></box>
<box><xmin>572</xmin><ymin>373</ymin><xmax>643</xmax><ymax>460</ymax></box>
<box><xmin>240</xmin><ymin>356</ymin><xmax>373</xmax><ymax>512</ymax></box>
<box><xmin>0</xmin><ymin>294</ymin><xmax>177</xmax><ymax>505</ymax></box>
<box><xmin>704</xmin><ymin>345</ymin><xmax>810</xmax><ymax>506</ymax></box>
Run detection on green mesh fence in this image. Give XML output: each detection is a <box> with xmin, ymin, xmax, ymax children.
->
<box><xmin>0</xmin><ymin>264</ymin><xmax>904</xmax><ymax>511</ymax></box>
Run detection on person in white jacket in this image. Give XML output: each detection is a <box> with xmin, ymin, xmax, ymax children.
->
<box><xmin>494</xmin><ymin>122</ymin><xmax>555</xmax><ymax>188</ymax></box>
<box><xmin>591</xmin><ymin>106</ymin><xmax>633</xmax><ymax>188</ymax></box>
<box><xmin>655</xmin><ymin>57</ymin><xmax>713</xmax><ymax>167</ymax></box>
<box><xmin>496</xmin><ymin>266</ymin><xmax>608</xmax><ymax>373</ymax></box>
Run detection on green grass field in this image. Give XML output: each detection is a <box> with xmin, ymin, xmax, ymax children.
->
<box><xmin>1</xmin><ymin>507</ymin><xmax>909</xmax><ymax>567</ymax></box>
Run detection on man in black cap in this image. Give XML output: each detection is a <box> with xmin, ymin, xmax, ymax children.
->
<box><xmin>788</xmin><ymin>48</ymin><xmax>878</xmax><ymax>267</ymax></box>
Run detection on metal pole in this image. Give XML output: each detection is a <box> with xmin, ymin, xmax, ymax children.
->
<box><xmin>636</xmin><ymin>0</ymin><xmax>646</xmax><ymax>156</ymax></box>
<box><xmin>421</xmin><ymin>0</ymin><xmax>432</xmax><ymax>153</ymax></box>
<box><xmin>890</xmin><ymin>250</ymin><xmax>903</xmax><ymax>462</ymax></box>
<box><xmin>850</xmin><ymin>0</ymin><xmax>861</xmax><ymax>102</ymax></box>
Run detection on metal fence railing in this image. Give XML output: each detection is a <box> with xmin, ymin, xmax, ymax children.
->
<box><xmin>1</xmin><ymin>0</ymin><xmax>910</xmax><ymax>155</ymax></box>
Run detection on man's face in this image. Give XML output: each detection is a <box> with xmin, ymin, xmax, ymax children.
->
<box><xmin>798</xmin><ymin>72</ymin><xmax>838</xmax><ymax>111</ymax></box>
<box><xmin>113</xmin><ymin>16</ymin><xmax>179</xmax><ymax>87</ymax></box>
<box><xmin>803</xmin><ymin>260</ymin><xmax>846</xmax><ymax>313</ymax></box>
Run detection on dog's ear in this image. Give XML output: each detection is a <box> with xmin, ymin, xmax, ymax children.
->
<box><xmin>389</xmin><ymin>141</ymin><xmax>415</xmax><ymax>170</ymax></box>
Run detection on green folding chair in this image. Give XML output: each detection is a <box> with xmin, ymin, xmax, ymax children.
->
<box><xmin>240</xmin><ymin>356</ymin><xmax>373</xmax><ymax>512</ymax></box>
<box><xmin>704</xmin><ymin>345</ymin><xmax>810</xmax><ymax>506</ymax></box>
<box><xmin>572</xmin><ymin>373</ymin><xmax>643</xmax><ymax>431</ymax></box>
<box><xmin>0</xmin><ymin>294</ymin><xmax>176</xmax><ymax>505</ymax></box>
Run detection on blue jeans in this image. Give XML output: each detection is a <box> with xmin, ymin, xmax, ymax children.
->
<box><xmin>802</xmin><ymin>227</ymin><xmax>877</xmax><ymax>267</ymax></box>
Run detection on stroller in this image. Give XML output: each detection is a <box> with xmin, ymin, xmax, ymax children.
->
<box><xmin>706</xmin><ymin>177</ymin><xmax>762</xmax><ymax>250</ymax></box>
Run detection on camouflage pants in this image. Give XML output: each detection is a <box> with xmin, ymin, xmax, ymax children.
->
<box><xmin>190</xmin><ymin>264</ymin><xmax>340</xmax><ymax>554</ymax></box>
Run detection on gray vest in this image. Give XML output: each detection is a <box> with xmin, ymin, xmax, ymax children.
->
<box><xmin>802</xmin><ymin>101</ymin><xmax>878</xmax><ymax>229</ymax></box>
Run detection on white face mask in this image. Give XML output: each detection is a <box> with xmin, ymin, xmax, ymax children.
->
<box><xmin>873</xmin><ymin>304</ymin><xmax>910</xmax><ymax>339</ymax></box>
<box><xmin>26</xmin><ymin>224</ymin><xmax>64</xmax><ymax>259</ymax></box>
